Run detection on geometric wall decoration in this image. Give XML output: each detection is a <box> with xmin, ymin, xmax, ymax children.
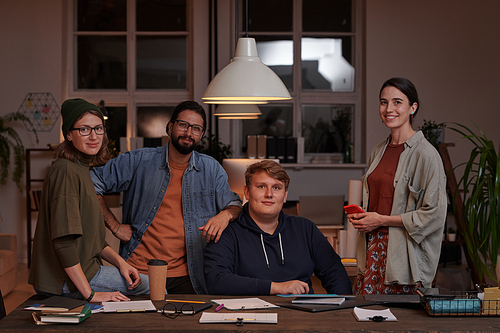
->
<box><xmin>18</xmin><ymin>92</ymin><xmax>60</xmax><ymax>132</ymax></box>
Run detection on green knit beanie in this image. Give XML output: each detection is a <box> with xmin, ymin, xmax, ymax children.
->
<box><xmin>61</xmin><ymin>98</ymin><xmax>103</xmax><ymax>138</ymax></box>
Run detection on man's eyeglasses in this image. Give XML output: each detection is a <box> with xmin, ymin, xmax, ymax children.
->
<box><xmin>70</xmin><ymin>125</ymin><xmax>106</xmax><ymax>136</ymax></box>
<box><xmin>160</xmin><ymin>302</ymin><xmax>195</xmax><ymax>319</ymax></box>
<box><xmin>174</xmin><ymin>120</ymin><xmax>204</xmax><ymax>136</ymax></box>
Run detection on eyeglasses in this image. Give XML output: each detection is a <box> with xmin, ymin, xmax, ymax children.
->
<box><xmin>174</xmin><ymin>120</ymin><xmax>204</xmax><ymax>136</ymax></box>
<box><xmin>160</xmin><ymin>302</ymin><xmax>195</xmax><ymax>319</ymax></box>
<box><xmin>70</xmin><ymin>125</ymin><xmax>106</xmax><ymax>136</ymax></box>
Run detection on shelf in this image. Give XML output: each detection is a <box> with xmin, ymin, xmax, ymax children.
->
<box><xmin>26</xmin><ymin>147</ymin><xmax>53</xmax><ymax>268</ymax></box>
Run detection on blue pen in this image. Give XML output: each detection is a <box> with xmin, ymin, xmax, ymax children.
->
<box><xmin>215</xmin><ymin>304</ymin><xmax>224</xmax><ymax>312</ymax></box>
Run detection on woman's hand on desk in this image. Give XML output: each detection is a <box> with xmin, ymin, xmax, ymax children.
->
<box><xmin>92</xmin><ymin>291</ymin><xmax>131</xmax><ymax>303</ymax></box>
<box><xmin>270</xmin><ymin>280</ymin><xmax>310</xmax><ymax>295</ymax></box>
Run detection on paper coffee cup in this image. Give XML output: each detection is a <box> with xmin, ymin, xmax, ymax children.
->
<box><xmin>147</xmin><ymin>259</ymin><xmax>167</xmax><ymax>301</ymax></box>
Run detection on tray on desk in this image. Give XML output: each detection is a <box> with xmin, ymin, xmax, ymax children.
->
<box><xmin>422</xmin><ymin>291</ymin><xmax>500</xmax><ymax>316</ymax></box>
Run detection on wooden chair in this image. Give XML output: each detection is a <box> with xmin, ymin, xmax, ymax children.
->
<box><xmin>298</xmin><ymin>195</ymin><xmax>345</xmax><ymax>251</ymax></box>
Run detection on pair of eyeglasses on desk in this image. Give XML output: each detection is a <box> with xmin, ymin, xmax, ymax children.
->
<box><xmin>159</xmin><ymin>302</ymin><xmax>196</xmax><ymax>319</ymax></box>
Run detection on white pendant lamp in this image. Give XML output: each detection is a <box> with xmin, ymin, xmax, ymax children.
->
<box><xmin>202</xmin><ymin>37</ymin><xmax>292</xmax><ymax>104</ymax></box>
<box><xmin>218</xmin><ymin>115</ymin><xmax>259</xmax><ymax>120</ymax></box>
<box><xmin>214</xmin><ymin>104</ymin><xmax>262</xmax><ymax>118</ymax></box>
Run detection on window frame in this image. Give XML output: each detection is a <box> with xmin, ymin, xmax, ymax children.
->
<box><xmin>63</xmin><ymin>0</ymin><xmax>209</xmax><ymax>140</ymax></box>
<box><xmin>228</xmin><ymin>0</ymin><xmax>364</xmax><ymax>164</ymax></box>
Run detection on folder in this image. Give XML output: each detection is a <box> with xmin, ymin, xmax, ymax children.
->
<box><xmin>257</xmin><ymin>135</ymin><xmax>267</xmax><ymax>159</ymax></box>
<box><xmin>247</xmin><ymin>135</ymin><xmax>257</xmax><ymax>159</ymax></box>
<box><xmin>266</xmin><ymin>136</ymin><xmax>277</xmax><ymax>159</ymax></box>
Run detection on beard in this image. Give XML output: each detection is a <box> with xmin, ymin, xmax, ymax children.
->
<box><xmin>171</xmin><ymin>134</ymin><xmax>198</xmax><ymax>155</ymax></box>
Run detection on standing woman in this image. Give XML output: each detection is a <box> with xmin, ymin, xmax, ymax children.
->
<box><xmin>29</xmin><ymin>98</ymin><xmax>149</xmax><ymax>302</ymax></box>
<box><xmin>348</xmin><ymin>78</ymin><xmax>447</xmax><ymax>294</ymax></box>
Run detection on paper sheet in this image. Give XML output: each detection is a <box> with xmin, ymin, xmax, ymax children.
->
<box><xmin>211</xmin><ymin>298</ymin><xmax>278</xmax><ymax>310</ymax></box>
<box><xmin>352</xmin><ymin>307</ymin><xmax>397</xmax><ymax>321</ymax></box>
<box><xmin>102</xmin><ymin>300</ymin><xmax>156</xmax><ymax>313</ymax></box>
<box><xmin>199</xmin><ymin>312</ymin><xmax>278</xmax><ymax>324</ymax></box>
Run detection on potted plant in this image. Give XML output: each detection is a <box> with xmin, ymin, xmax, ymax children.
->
<box><xmin>0</xmin><ymin>112</ymin><xmax>38</xmax><ymax>192</ymax></box>
<box><xmin>449</xmin><ymin>122</ymin><xmax>499</xmax><ymax>284</ymax></box>
<box><xmin>195</xmin><ymin>133</ymin><xmax>232</xmax><ymax>165</ymax></box>
<box><xmin>447</xmin><ymin>227</ymin><xmax>456</xmax><ymax>242</ymax></box>
<box><xmin>419</xmin><ymin>119</ymin><xmax>446</xmax><ymax>150</ymax></box>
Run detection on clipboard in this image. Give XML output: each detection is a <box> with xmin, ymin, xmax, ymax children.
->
<box><xmin>211</xmin><ymin>298</ymin><xmax>279</xmax><ymax>310</ymax></box>
<box><xmin>102</xmin><ymin>300</ymin><xmax>157</xmax><ymax>313</ymax></box>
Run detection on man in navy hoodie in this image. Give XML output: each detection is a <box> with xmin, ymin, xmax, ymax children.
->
<box><xmin>204</xmin><ymin>160</ymin><xmax>352</xmax><ymax>295</ymax></box>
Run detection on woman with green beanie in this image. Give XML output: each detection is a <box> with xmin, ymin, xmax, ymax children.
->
<box><xmin>29</xmin><ymin>98</ymin><xmax>149</xmax><ymax>302</ymax></box>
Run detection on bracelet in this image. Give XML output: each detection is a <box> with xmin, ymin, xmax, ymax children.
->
<box><xmin>112</xmin><ymin>224</ymin><xmax>121</xmax><ymax>235</ymax></box>
<box><xmin>85</xmin><ymin>290</ymin><xmax>95</xmax><ymax>302</ymax></box>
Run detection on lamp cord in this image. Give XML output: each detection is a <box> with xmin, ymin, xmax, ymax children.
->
<box><xmin>245</xmin><ymin>0</ymin><xmax>248</xmax><ymax>37</ymax></box>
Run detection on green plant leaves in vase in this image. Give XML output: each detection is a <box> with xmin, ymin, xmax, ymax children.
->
<box><xmin>419</xmin><ymin>119</ymin><xmax>446</xmax><ymax>150</ymax></box>
<box><xmin>0</xmin><ymin>112</ymin><xmax>38</xmax><ymax>192</ymax></box>
<box><xmin>449</xmin><ymin>122</ymin><xmax>499</xmax><ymax>283</ymax></box>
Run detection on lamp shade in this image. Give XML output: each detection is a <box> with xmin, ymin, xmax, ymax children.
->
<box><xmin>214</xmin><ymin>104</ymin><xmax>262</xmax><ymax>117</ymax></box>
<box><xmin>218</xmin><ymin>115</ymin><xmax>259</xmax><ymax>120</ymax></box>
<box><xmin>204</xmin><ymin>100</ymin><xmax>268</xmax><ymax>105</ymax></box>
<box><xmin>202</xmin><ymin>38</ymin><xmax>292</xmax><ymax>103</ymax></box>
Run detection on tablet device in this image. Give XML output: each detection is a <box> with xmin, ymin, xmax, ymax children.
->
<box><xmin>277</xmin><ymin>297</ymin><xmax>376</xmax><ymax>313</ymax></box>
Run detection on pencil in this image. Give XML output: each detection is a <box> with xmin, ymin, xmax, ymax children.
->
<box><xmin>165</xmin><ymin>299</ymin><xmax>205</xmax><ymax>304</ymax></box>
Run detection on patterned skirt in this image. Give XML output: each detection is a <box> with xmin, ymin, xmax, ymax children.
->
<box><xmin>355</xmin><ymin>231</ymin><xmax>420</xmax><ymax>295</ymax></box>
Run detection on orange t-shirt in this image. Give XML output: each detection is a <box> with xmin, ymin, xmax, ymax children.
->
<box><xmin>128</xmin><ymin>159</ymin><xmax>189</xmax><ymax>277</ymax></box>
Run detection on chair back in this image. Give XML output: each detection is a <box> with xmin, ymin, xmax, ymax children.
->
<box><xmin>298</xmin><ymin>195</ymin><xmax>345</xmax><ymax>225</ymax></box>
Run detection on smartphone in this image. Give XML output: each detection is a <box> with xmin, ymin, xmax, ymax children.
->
<box><xmin>343</xmin><ymin>204</ymin><xmax>364</xmax><ymax>214</ymax></box>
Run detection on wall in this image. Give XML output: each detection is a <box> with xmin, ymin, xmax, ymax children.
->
<box><xmin>0</xmin><ymin>0</ymin><xmax>63</xmax><ymax>262</ymax></box>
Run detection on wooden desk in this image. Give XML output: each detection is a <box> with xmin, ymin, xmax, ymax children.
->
<box><xmin>1</xmin><ymin>295</ymin><xmax>499</xmax><ymax>332</ymax></box>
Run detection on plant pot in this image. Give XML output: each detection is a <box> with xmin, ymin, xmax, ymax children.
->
<box><xmin>431</xmin><ymin>128</ymin><xmax>445</xmax><ymax>145</ymax></box>
<box><xmin>448</xmin><ymin>233</ymin><xmax>456</xmax><ymax>242</ymax></box>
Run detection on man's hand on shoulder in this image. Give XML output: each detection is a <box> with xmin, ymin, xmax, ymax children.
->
<box><xmin>270</xmin><ymin>280</ymin><xmax>310</xmax><ymax>295</ymax></box>
<box><xmin>199</xmin><ymin>205</ymin><xmax>241</xmax><ymax>243</ymax></box>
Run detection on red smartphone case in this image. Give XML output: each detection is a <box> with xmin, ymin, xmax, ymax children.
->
<box><xmin>343</xmin><ymin>204</ymin><xmax>364</xmax><ymax>214</ymax></box>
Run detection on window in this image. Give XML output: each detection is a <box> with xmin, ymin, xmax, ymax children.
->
<box><xmin>66</xmin><ymin>0</ymin><xmax>207</xmax><ymax>148</ymax></box>
<box><xmin>236</xmin><ymin>0</ymin><xmax>363</xmax><ymax>163</ymax></box>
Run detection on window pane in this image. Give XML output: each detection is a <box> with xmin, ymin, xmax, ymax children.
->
<box><xmin>104</xmin><ymin>106</ymin><xmax>127</xmax><ymax>153</ymax></box>
<box><xmin>301</xmin><ymin>37</ymin><xmax>354</xmax><ymax>91</ymax></box>
<box><xmin>244</xmin><ymin>0</ymin><xmax>292</xmax><ymax>32</ymax></box>
<box><xmin>255</xmin><ymin>36</ymin><xmax>293</xmax><ymax>91</ymax></box>
<box><xmin>137</xmin><ymin>106</ymin><xmax>174</xmax><ymax>143</ymax></box>
<box><xmin>77</xmin><ymin>36</ymin><xmax>127</xmax><ymax>89</ymax></box>
<box><xmin>77</xmin><ymin>0</ymin><xmax>127</xmax><ymax>32</ymax></box>
<box><xmin>241</xmin><ymin>105</ymin><xmax>293</xmax><ymax>152</ymax></box>
<box><xmin>303</xmin><ymin>0</ymin><xmax>352</xmax><ymax>32</ymax></box>
<box><xmin>136</xmin><ymin>0</ymin><xmax>186</xmax><ymax>32</ymax></box>
<box><xmin>302</xmin><ymin>104</ymin><xmax>353</xmax><ymax>153</ymax></box>
<box><xmin>136</xmin><ymin>36</ymin><xmax>187</xmax><ymax>89</ymax></box>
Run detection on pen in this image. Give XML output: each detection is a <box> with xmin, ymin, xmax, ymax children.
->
<box><xmin>165</xmin><ymin>299</ymin><xmax>205</xmax><ymax>304</ymax></box>
<box><xmin>215</xmin><ymin>304</ymin><xmax>224</xmax><ymax>312</ymax></box>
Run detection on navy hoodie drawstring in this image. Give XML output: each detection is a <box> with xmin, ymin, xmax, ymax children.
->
<box><xmin>260</xmin><ymin>233</ymin><xmax>285</xmax><ymax>269</ymax></box>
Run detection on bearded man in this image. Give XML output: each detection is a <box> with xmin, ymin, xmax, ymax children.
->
<box><xmin>91</xmin><ymin>101</ymin><xmax>241</xmax><ymax>294</ymax></box>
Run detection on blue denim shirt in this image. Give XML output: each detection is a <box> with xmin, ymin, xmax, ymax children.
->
<box><xmin>90</xmin><ymin>143</ymin><xmax>241</xmax><ymax>294</ymax></box>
